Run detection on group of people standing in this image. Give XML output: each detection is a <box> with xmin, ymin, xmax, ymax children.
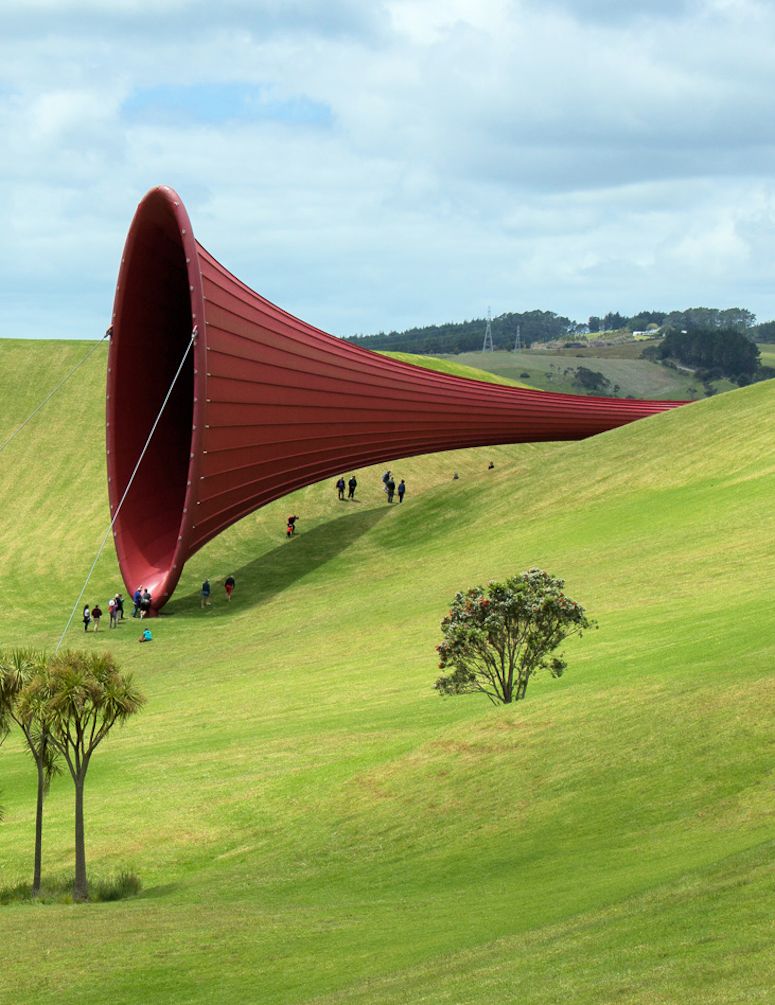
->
<box><xmin>333</xmin><ymin>471</ymin><xmax>406</xmax><ymax>505</ymax></box>
<box><xmin>335</xmin><ymin>475</ymin><xmax>358</xmax><ymax>500</ymax></box>
<box><xmin>381</xmin><ymin>470</ymin><xmax>406</xmax><ymax>504</ymax></box>
<box><xmin>133</xmin><ymin>587</ymin><xmax>153</xmax><ymax>618</ymax></box>
<box><xmin>82</xmin><ymin>592</ymin><xmax>125</xmax><ymax>632</ymax></box>
<box><xmin>200</xmin><ymin>575</ymin><xmax>236</xmax><ymax>607</ymax></box>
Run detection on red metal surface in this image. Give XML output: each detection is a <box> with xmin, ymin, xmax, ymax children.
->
<box><xmin>107</xmin><ymin>186</ymin><xmax>688</xmax><ymax>610</ymax></box>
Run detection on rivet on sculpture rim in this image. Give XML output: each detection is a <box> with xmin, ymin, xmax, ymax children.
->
<box><xmin>107</xmin><ymin>185</ymin><xmax>688</xmax><ymax>612</ymax></box>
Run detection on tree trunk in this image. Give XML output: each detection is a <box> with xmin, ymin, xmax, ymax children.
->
<box><xmin>32</xmin><ymin>758</ymin><xmax>44</xmax><ymax>894</ymax></box>
<box><xmin>73</xmin><ymin>776</ymin><xmax>88</xmax><ymax>901</ymax></box>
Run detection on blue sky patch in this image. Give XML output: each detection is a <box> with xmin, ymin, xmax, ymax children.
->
<box><xmin>122</xmin><ymin>82</ymin><xmax>333</xmax><ymax>128</ymax></box>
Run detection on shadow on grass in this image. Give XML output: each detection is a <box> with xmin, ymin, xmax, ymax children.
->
<box><xmin>167</xmin><ymin>504</ymin><xmax>390</xmax><ymax>618</ymax></box>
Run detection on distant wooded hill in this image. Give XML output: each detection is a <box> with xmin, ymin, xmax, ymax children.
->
<box><xmin>347</xmin><ymin>307</ymin><xmax>775</xmax><ymax>355</ymax></box>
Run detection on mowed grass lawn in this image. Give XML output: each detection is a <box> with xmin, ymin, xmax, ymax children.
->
<box><xmin>0</xmin><ymin>340</ymin><xmax>773</xmax><ymax>1004</ymax></box>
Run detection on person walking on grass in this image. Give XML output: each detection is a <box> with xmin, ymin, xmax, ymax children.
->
<box><xmin>397</xmin><ymin>479</ymin><xmax>406</xmax><ymax>503</ymax></box>
<box><xmin>336</xmin><ymin>476</ymin><xmax>346</xmax><ymax>500</ymax></box>
<box><xmin>140</xmin><ymin>589</ymin><xmax>152</xmax><ymax>619</ymax></box>
<box><xmin>348</xmin><ymin>475</ymin><xmax>357</xmax><ymax>499</ymax></box>
<box><xmin>133</xmin><ymin>586</ymin><xmax>142</xmax><ymax>617</ymax></box>
<box><xmin>224</xmin><ymin>575</ymin><xmax>236</xmax><ymax>601</ymax></box>
<box><xmin>386</xmin><ymin>477</ymin><xmax>396</xmax><ymax>503</ymax></box>
<box><xmin>91</xmin><ymin>603</ymin><xmax>103</xmax><ymax>631</ymax></box>
<box><xmin>201</xmin><ymin>578</ymin><xmax>212</xmax><ymax>608</ymax></box>
<box><xmin>115</xmin><ymin>593</ymin><xmax>124</xmax><ymax>621</ymax></box>
<box><xmin>82</xmin><ymin>605</ymin><xmax>91</xmax><ymax>632</ymax></box>
<box><xmin>286</xmin><ymin>514</ymin><xmax>299</xmax><ymax>538</ymax></box>
<box><xmin>108</xmin><ymin>597</ymin><xmax>117</xmax><ymax>629</ymax></box>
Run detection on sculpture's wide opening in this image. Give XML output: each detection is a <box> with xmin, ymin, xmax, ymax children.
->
<box><xmin>110</xmin><ymin>191</ymin><xmax>194</xmax><ymax>595</ymax></box>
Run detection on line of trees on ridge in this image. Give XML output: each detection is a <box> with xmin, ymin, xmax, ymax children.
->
<box><xmin>348</xmin><ymin>306</ymin><xmax>775</xmax><ymax>356</ymax></box>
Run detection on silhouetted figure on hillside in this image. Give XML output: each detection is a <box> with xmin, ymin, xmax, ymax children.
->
<box><xmin>348</xmin><ymin>475</ymin><xmax>357</xmax><ymax>499</ymax></box>
<box><xmin>83</xmin><ymin>605</ymin><xmax>91</xmax><ymax>632</ymax></box>
<box><xmin>488</xmin><ymin>461</ymin><xmax>495</xmax><ymax>470</ymax></box>
<box><xmin>397</xmin><ymin>479</ymin><xmax>406</xmax><ymax>502</ymax></box>
<box><xmin>115</xmin><ymin>593</ymin><xmax>124</xmax><ymax>621</ymax></box>
<box><xmin>382</xmin><ymin>470</ymin><xmax>391</xmax><ymax>493</ymax></box>
<box><xmin>386</xmin><ymin>477</ymin><xmax>396</xmax><ymax>503</ymax></box>
<box><xmin>91</xmin><ymin>603</ymin><xmax>103</xmax><ymax>631</ymax></box>
<box><xmin>287</xmin><ymin>515</ymin><xmax>299</xmax><ymax>538</ymax></box>
<box><xmin>224</xmin><ymin>575</ymin><xmax>236</xmax><ymax>601</ymax></box>
<box><xmin>453</xmin><ymin>471</ymin><xmax>459</xmax><ymax>480</ymax></box>
<box><xmin>336</xmin><ymin>476</ymin><xmax>346</xmax><ymax>500</ymax></box>
<box><xmin>200</xmin><ymin>579</ymin><xmax>211</xmax><ymax>608</ymax></box>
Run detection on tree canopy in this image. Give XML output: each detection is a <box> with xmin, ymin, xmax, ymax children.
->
<box><xmin>658</xmin><ymin>328</ymin><xmax>760</xmax><ymax>381</ymax></box>
<box><xmin>19</xmin><ymin>649</ymin><xmax>145</xmax><ymax>900</ymax></box>
<box><xmin>435</xmin><ymin>569</ymin><xmax>593</xmax><ymax>705</ymax></box>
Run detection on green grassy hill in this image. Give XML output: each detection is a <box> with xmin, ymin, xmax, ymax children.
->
<box><xmin>0</xmin><ymin>340</ymin><xmax>773</xmax><ymax>1004</ymax></box>
<box><xmin>381</xmin><ymin>351</ymin><xmax>530</xmax><ymax>387</ymax></box>
<box><xmin>437</xmin><ymin>349</ymin><xmax>735</xmax><ymax>400</ymax></box>
<box><xmin>757</xmin><ymin>342</ymin><xmax>775</xmax><ymax>368</ymax></box>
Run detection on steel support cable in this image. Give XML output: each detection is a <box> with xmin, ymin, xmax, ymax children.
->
<box><xmin>0</xmin><ymin>330</ymin><xmax>110</xmax><ymax>455</ymax></box>
<box><xmin>55</xmin><ymin>330</ymin><xmax>196</xmax><ymax>652</ymax></box>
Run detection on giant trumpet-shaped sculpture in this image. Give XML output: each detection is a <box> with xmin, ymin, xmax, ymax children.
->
<box><xmin>107</xmin><ymin>186</ymin><xmax>686</xmax><ymax>610</ymax></box>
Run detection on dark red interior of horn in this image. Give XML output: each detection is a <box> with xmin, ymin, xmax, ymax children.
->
<box><xmin>107</xmin><ymin>188</ymin><xmax>199</xmax><ymax>604</ymax></box>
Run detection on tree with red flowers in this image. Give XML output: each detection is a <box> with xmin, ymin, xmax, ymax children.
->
<box><xmin>434</xmin><ymin>569</ymin><xmax>593</xmax><ymax>705</ymax></box>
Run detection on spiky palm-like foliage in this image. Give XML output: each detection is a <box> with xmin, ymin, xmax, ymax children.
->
<box><xmin>19</xmin><ymin>650</ymin><xmax>145</xmax><ymax>901</ymax></box>
<box><xmin>0</xmin><ymin>648</ymin><xmax>60</xmax><ymax>892</ymax></box>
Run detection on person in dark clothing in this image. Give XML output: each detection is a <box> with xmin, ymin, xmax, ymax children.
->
<box><xmin>397</xmin><ymin>479</ymin><xmax>406</xmax><ymax>502</ymax></box>
<box><xmin>286</xmin><ymin>514</ymin><xmax>299</xmax><ymax>537</ymax></box>
<box><xmin>133</xmin><ymin>587</ymin><xmax>142</xmax><ymax>617</ymax></box>
<box><xmin>336</xmin><ymin>476</ymin><xmax>346</xmax><ymax>500</ymax></box>
<box><xmin>348</xmin><ymin>475</ymin><xmax>357</xmax><ymax>499</ymax></box>
<box><xmin>140</xmin><ymin>589</ymin><xmax>152</xmax><ymax>618</ymax></box>
<box><xmin>83</xmin><ymin>605</ymin><xmax>91</xmax><ymax>632</ymax></box>
<box><xmin>91</xmin><ymin>603</ymin><xmax>103</xmax><ymax>631</ymax></box>
<box><xmin>200</xmin><ymin>579</ymin><xmax>211</xmax><ymax>608</ymax></box>
<box><xmin>488</xmin><ymin>461</ymin><xmax>495</xmax><ymax>469</ymax></box>
<box><xmin>386</xmin><ymin>477</ymin><xmax>396</xmax><ymax>503</ymax></box>
<box><xmin>382</xmin><ymin>470</ymin><xmax>391</xmax><ymax>491</ymax></box>
<box><xmin>224</xmin><ymin>575</ymin><xmax>236</xmax><ymax>601</ymax></box>
<box><xmin>115</xmin><ymin>593</ymin><xmax>124</xmax><ymax>621</ymax></box>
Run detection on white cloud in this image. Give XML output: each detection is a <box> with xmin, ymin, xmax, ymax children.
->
<box><xmin>0</xmin><ymin>0</ymin><xmax>774</xmax><ymax>341</ymax></box>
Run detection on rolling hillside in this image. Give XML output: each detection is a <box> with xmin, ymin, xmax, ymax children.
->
<box><xmin>0</xmin><ymin>339</ymin><xmax>773</xmax><ymax>1004</ymax></box>
<box><xmin>435</xmin><ymin>349</ymin><xmax>734</xmax><ymax>400</ymax></box>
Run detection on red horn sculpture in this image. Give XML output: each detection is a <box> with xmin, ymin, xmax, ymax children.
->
<box><xmin>107</xmin><ymin>185</ymin><xmax>686</xmax><ymax>611</ymax></box>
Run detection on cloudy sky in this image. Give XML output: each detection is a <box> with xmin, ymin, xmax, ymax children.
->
<box><xmin>2</xmin><ymin>0</ymin><xmax>774</xmax><ymax>340</ymax></box>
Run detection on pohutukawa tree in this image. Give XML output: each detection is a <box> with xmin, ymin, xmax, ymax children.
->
<box><xmin>19</xmin><ymin>650</ymin><xmax>145</xmax><ymax>901</ymax></box>
<box><xmin>434</xmin><ymin>569</ymin><xmax>593</xmax><ymax>705</ymax></box>
<box><xmin>0</xmin><ymin>648</ymin><xmax>61</xmax><ymax>893</ymax></box>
